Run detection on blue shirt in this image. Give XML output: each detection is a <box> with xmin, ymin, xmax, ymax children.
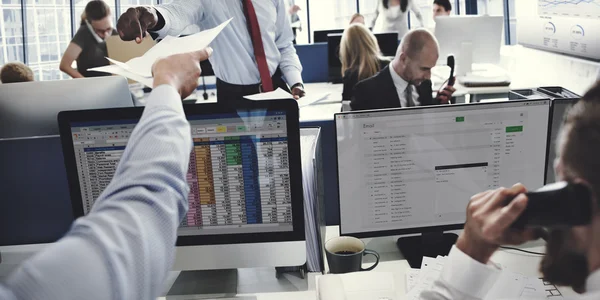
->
<box><xmin>153</xmin><ymin>0</ymin><xmax>303</xmax><ymax>86</ymax></box>
<box><xmin>0</xmin><ymin>85</ymin><xmax>191</xmax><ymax>299</ymax></box>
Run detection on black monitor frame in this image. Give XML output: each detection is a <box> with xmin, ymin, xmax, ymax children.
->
<box><xmin>58</xmin><ymin>100</ymin><xmax>305</xmax><ymax>247</ymax></box>
<box><xmin>544</xmin><ymin>98</ymin><xmax>579</xmax><ymax>184</ymax></box>
<box><xmin>334</xmin><ymin>99</ymin><xmax>552</xmax><ymax>239</ymax></box>
<box><xmin>314</xmin><ymin>29</ymin><xmax>344</xmax><ymax>43</ymax></box>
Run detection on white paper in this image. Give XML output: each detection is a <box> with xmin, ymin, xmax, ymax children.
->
<box><xmin>243</xmin><ymin>88</ymin><xmax>294</xmax><ymax>101</ymax></box>
<box><xmin>519</xmin><ymin>277</ymin><xmax>546</xmax><ymax>299</ymax></box>
<box><xmin>89</xmin><ymin>65</ymin><xmax>154</xmax><ymax>87</ymax></box>
<box><xmin>127</xmin><ymin>19</ymin><xmax>231</xmax><ymax>77</ymax></box>
<box><xmin>89</xmin><ymin>19</ymin><xmax>232</xmax><ymax>85</ymax></box>
<box><xmin>405</xmin><ymin>268</ymin><xmax>421</xmax><ymax>292</ymax></box>
<box><xmin>297</xmin><ymin>92</ymin><xmax>331</xmax><ymax>108</ymax></box>
<box><xmin>317</xmin><ymin>272</ymin><xmax>399</xmax><ymax>300</ymax></box>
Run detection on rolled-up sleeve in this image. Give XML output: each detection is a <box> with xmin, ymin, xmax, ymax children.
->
<box><xmin>1</xmin><ymin>85</ymin><xmax>192</xmax><ymax>300</ymax></box>
<box><xmin>419</xmin><ymin>246</ymin><xmax>501</xmax><ymax>300</ymax></box>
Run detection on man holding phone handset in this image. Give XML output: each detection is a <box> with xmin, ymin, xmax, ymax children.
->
<box><xmin>419</xmin><ymin>82</ymin><xmax>600</xmax><ymax>299</ymax></box>
<box><xmin>350</xmin><ymin>29</ymin><xmax>456</xmax><ymax>111</ymax></box>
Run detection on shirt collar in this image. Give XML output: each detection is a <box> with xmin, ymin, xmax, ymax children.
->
<box><xmin>389</xmin><ymin>62</ymin><xmax>409</xmax><ymax>92</ymax></box>
<box><xmin>586</xmin><ymin>269</ymin><xmax>600</xmax><ymax>293</ymax></box>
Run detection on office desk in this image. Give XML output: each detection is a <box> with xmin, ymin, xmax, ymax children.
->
<box><xmin>0</xmin><ymin>227</ymin><xmax>574</xmax><ymax>299</ymax></box>
<box><xmin>431</xmin><ymin>45</ymin><xmax>600</xmax><ymax>103</ymax></box>
<box><xmin>156</xmin><ymin>225</ymin><xmax>572</xmax><ymax>299</ymax></box>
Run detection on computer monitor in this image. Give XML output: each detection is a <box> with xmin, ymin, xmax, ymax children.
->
<box><xmin>328</xmin><ymin>32</ymin><xmax>399</xmax><ymax>83</ymax></box>
<box><xmin>546</xmin><ymin>99</ymin><xmax>578</xmax><ymax>184</ymax></box>
<box><xmin>0</xmin><ymin>76</ymin><xmax>134</xmax><ymax>139</ymax></box>
<box><xmin>0</xmin><ymin>76</ymin><xmax>135</xmax><ymax>247</ymax></box>
<box><xmin>314</xmin><ymin>29</ymin><xmax>344</xmax><ymax>43</ymax></box>
<box><xmin>434</xmin><ymin>15</ymin><xmax>503</xmax><ymax>68</ymax></box>
<box><xmin>58</xmin><ymin>101</ymin><xmax>306</xmax><ymax>272</ymax></box>
<box><xmin>335</xmin><ymin>100</ymin><xmax>550</xmax><ymax>267</ymax></box>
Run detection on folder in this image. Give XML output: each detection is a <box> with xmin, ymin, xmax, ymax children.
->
<box><xmin>300</xmin><ymin>127</ymin><xmax>326</xmax><ymax>272</ymax></box>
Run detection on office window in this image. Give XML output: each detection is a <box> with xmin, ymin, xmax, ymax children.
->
<box><xmin>119</xmin><ymin>0</ymin><xmax>154</xmax><ymax>16</ymax></box>
<box><xmin>307</xmin><ymin>0</ymin><xmax>356</xmax><ymax>43</ymax></box>
<box><xmin>0</xmin><ymin>0</ymin><xmax>24</xmax><ymax>65</ymax></box>
<box><xmin>358</xmin><ymin>0</ymin><xmax>378</xmax><ymax>27</ymax></box>
<box><xmin>25</xmin><ymin>0</ymin><xmax>71</xmax><ymax>80</ymax></box>
<box><xmin>285</xmin><ymin>0</ymin><xmax>308</xmax><ymax>44</ymax></box>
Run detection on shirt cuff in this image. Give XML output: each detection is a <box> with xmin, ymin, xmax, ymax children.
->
<box><xmin>150</xmin><ymin>6</ymin><xmax>172</xmax><ymax>39</ymax></box>
<box><xmin>282</xmin><ymin>67</ymin><xmax>303</xmax><ymax>88</ymax></box>
<box><xmin>146</xmin><ymin>84</ymin><xmax>184</xmax><ymax>115</ymax></box>
<box><xmin>439</xmin><ymin>246</ymin><xmax>501</xmax><ymax>299</ymax></box>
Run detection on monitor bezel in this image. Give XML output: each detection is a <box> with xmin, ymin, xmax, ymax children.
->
<box><xmin>334</xmin><ymin>99</ymin><xmax>551</xmax><ymax>238</ymax></box>
<box><xmin>544</xmin><ymin>98</ymin><xmax>579</xmax><ymax>184</ymax></box>
<box><xmin>58</xmin><ymin>100</ymin><xmax>305</xmax><ymax>246</ymax></box>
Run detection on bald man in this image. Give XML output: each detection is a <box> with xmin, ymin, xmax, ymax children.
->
<box><xmin>350</xmin><ymin>28</ymin><xmax>455</xmax><ymax>111</ymax></box>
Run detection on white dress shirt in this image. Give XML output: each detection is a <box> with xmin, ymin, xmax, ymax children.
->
<box><xmin>419</xmin><ymin>246</ymin><xmax>600</xmax><ymax>299</ymax></box>
<box><xmin>0</xmin><ymin>85</ymin><xmax>191</xmax><ymax>299</ymax></box>
<box><xmin>153</xmin><ymin>0</ymin><xmax>303</xmax><ymax>86</ymax></box>
<box><xmin>373</xmin><ymin>0</ymin><xmax>424</xmax><ymax>39</ymax></box>
<box><xmin>389</xmin><ymin>63</ymin><xmax>420</xmax><ymax>107</ymax></box>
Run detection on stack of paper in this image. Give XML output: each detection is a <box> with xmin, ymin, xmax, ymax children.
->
<box><xmin>405</xmin><ymin>256</ymin><xmax>547</xmax><ymax>300</ymax></box>
<box><xmin>300</xmin><ymin>128</ymin><xmax>326</xmax><ymax>272</ymax></box>
<box><xmin>89</xmin><ymin>19</ymin><xmax>232</xmax><ymax>87</ymax></box>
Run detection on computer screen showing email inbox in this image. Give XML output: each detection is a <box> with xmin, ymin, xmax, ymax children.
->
<box><xmin>336</xmin><ymin>101</ymin><xmax>550</xmax><ymax>235</ymax></box>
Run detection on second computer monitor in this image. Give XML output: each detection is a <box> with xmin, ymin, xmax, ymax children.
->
<box><xmin>336</xmin><ymin>100</ymin><xmax>550</xmax><ymax>237</ymax></box>
<box><xmin>546</xmin><ymin>99</ymin><xmax>578</xmax><ymax>184</ymax></box>
<box><xmin>434</xmin><ymin>15</ymin><xmax>503</xmax><ymax>66</ymax></box>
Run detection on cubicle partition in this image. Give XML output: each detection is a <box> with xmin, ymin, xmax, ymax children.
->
<box><xmin>295</xmin><ymin>43</ymin><xmax>329</xmax><ymax>84</ymax></box>
<box><xmin>301</xmin><ymin>119</ymin><xmax>339</xmax><ymax>225</ymax></box>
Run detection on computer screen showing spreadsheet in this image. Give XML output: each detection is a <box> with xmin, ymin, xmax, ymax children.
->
<box><xmin>69</xmin><ymin>111</ymin><xmax>293</xmax><ymax>236</ymax></box>
<box><xmin>336</xmin><ymin>100</ymin><xmax>550</xmax><ymax>236</ymax></box>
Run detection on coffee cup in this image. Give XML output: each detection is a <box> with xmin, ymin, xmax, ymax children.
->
<box><xmin>325</xmin><ymin>236</ymin><xmax>380</xmax><ymax>274</ymax></box>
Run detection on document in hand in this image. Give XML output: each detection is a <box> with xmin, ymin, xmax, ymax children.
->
<box><xmin>89</xmin><ymin>19</ymin><xmax>233</xmax><ymax>87</ymax></box>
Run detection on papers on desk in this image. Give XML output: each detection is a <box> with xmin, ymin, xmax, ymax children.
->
<box><xmin>89</xmin><ymin>19</ymin><xmax>232</xmax><ymax>87</ymax></box>
<box><xmin>405</xmin><ymin>255</ymin><xmax>547</xmax><ymax>300</ymax></box>
<box><xmin>243</xmin><ymin>89</ymin><xmax>331</xmax><ymax>108</ymax></box>
<box><xmin>297</xmin><ymin>92</ymin><xmax>331</xmax><ymax>108</ymax></box>
<box><xmin>317</xmin><ymin>272</ymin><xmax>401</xmax><ymax>300</ymax></box>
<box><xmin>243</xmin><ymin>88</ymin><xmax>294</xmax><ymax>100</ymax></box>
<box><xmin>457</xmin><ymin>66</ymin><xmax>512</xmax><ymax>87</ymax></box>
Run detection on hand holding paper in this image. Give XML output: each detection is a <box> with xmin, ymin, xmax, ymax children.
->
<box><xmin>90</xmin><ymin>19</ymin><xmax>232</xmax><ymax>87</ymax></box>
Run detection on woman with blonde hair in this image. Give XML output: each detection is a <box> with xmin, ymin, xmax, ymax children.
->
<box><xmin>340</xmin><ymin>23</ymin><xmax>389</xmax><ymax>100</ymax></box>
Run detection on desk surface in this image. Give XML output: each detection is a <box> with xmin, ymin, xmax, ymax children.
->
<box><xmin>155</xmin><ymin>225</ymin><xmax>567</xmax><ymax>299</ymax></box>
<box><xmin>0</xmin><ymin>227</ymin><xmax>575</xmax><ymax>299</ymax></box>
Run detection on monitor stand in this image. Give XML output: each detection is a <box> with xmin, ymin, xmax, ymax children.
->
<box><xmin>396</xmin><ymin>232</ymin><xmax>458</xmax><ymax>268</ymax></box>
<box><xmin>166</xmin><ymin>269</ymin><xmax>241</xmax><ymax>299</ymax></box>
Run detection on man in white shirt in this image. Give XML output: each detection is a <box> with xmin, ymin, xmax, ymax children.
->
<box><xmin>117</xmin><ymin>0</ymin><xmax>305</xmax><ymax>105</ymax></box>
<box><xmin>351</xmin><ymin>28</ymin><xmax>455</xmax><ymax>111</ymax></box>
<box><xmin>419</xmin><ymin>81</ymin><xmax>600</xmax><ymax>299</ymax></box>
